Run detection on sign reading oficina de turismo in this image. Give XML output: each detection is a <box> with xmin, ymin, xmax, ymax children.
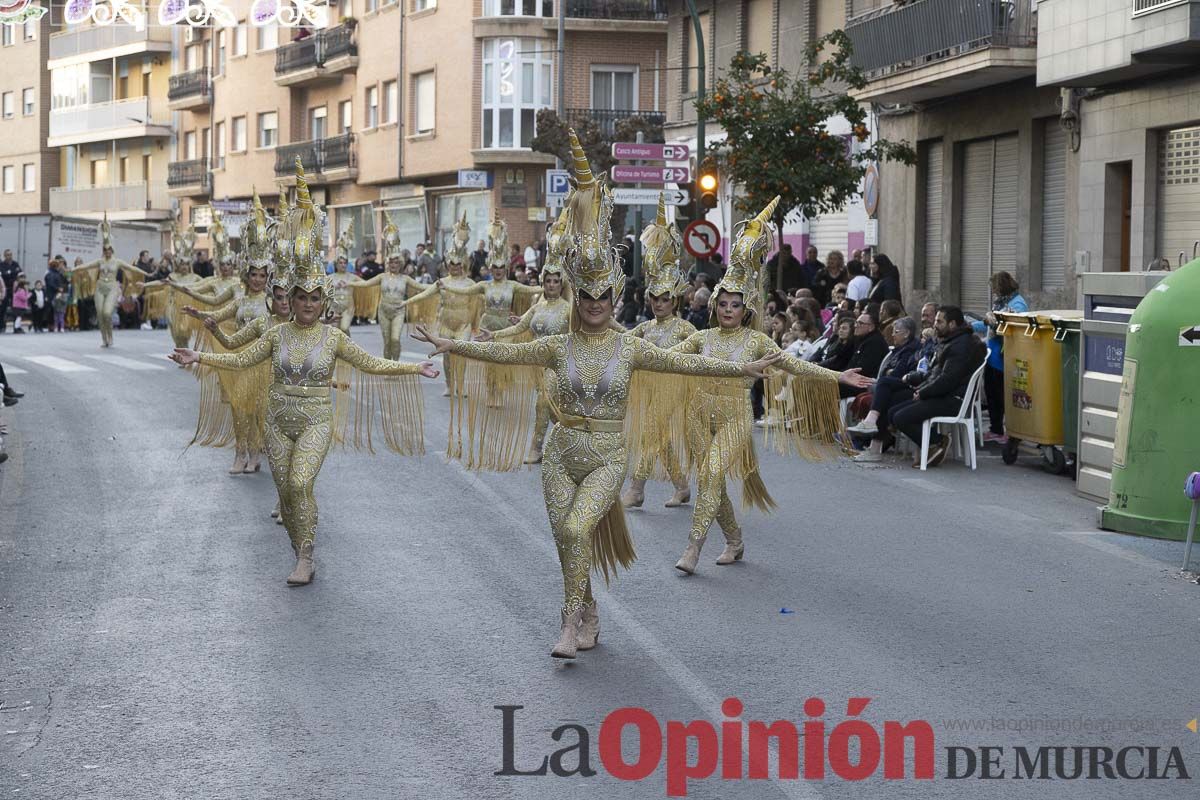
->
<box><xmin>0</xmin><ymin>0</ymin><xmax>330</xmax><ymax>28</ymax></box>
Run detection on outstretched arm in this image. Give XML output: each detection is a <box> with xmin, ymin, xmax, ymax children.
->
<box><xmin>349</xmin><ymin>273</ymin><xmax>384</xmax><ymax>287</ymax></box>
<box><xmin>514</xmin><ymin>283</ymin><xmax>544</xmax><ymax>297</ymax></box>
<box><xmin>412</xmin><ymin>324</ymin><xmax>556</xmax><ymax>368</ymax></box>
<box><xmin>211</xmin><ymin>317</ymin><xmax>266</xmax><ymax>350</ymax></box>
<box><xmin>628</xmin><ymin>337</ymin><xmax>774</xmax><ymax>379</ymax></box>
<box><xmin>334</xmin><ymin>329</ymin><xmax>438</xmax><ymax>377</ymax></box>
<box><xmin>667</xmin><ymin>331</ymin><xmax>704</xmax><ymax>355</ymax></box>
<box><xmin>486</xmin><ymin>306</ymin><xmax>534</xmax><ymax>340</ymax></box>
<box><xmin>438</xmin><ymin>279</ymin><xmax>485</xmax><ymax>296</ymax></box>
<box><xmin>751</xmin><ymin>332</ymin><xmax>868</xmax><ymax>388</ymax></box>
<box><xmin>171</xmin><ymin>332</ymin><xmax>274</xmax><ymax>370</ymax></box>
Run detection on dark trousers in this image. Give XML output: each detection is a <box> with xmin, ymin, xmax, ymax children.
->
<box><xmin>871</xmin><ymin>376</ymin><xmax>912</xmax><ymax>417</ymax></box>
<box><xmin>983</xmin><ymin>364</ymin><xmax>1004</xmax><ymax>434</ymax></box>
<box><xmin>889</xmin><ymin>395</ymin><xmax>963</xmax><ymax>446</ymax></box>
<box><xmin>751</xmin><ymin>379</ymin><xmax>764</xmax><ymax>419</ymax></box>
<box><xmin>0</xmin><ymin>296</ymin><xmax>8</xmax><ymax>332</ymax></box>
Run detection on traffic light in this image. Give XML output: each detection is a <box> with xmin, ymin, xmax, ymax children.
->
<box><xmin>698</xmin><ymin>157</ymin><xmax>718</xmax><ymax>210</ymax></box>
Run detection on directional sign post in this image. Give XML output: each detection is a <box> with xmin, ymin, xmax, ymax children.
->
<box><xmin>612</xmin><ymin>188</ymin><xmax>690</xmax><ymax>206</ymax></box>
<box><xmin>611</xmin><ymin>142</ymin><xmax>691</xmax><ymax>161</ymax></box>
<box><xmin>611</xmin><ymin>165</ymin><xmax>691</xmax><ymax>184</ymax></box>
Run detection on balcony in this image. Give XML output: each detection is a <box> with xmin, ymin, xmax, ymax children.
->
<box><xmin>168</xmin><ymin>69</ymin><xmax>211</xmax><ymax>111</ymax></box>
<box><xmin>274</xmin><ymin>26</ymin><xmax>358</xmax><ymax>87</ymax></box>
<box><xmin>845</xmin><ymin>0</ymin><xmax>1037</xmax><ymax>104</ymax></box>
<box><xmin>49</xmin><ymin>181</ymin><xmax>172</xmax><ymax>221</ymax></box>
<box><xmin>48</xmin><ymin>23</ymin><xmax>171</xmax><ymax>67</ymax></box>
<box><xmin>565</xmin><ymin>0</ymin><xmax>666</xmax><ymax>20</ymax></box>
<box><xmin>274</xmin><ymin>134</ymin><xmax>357</xmax><ymax>183</ymax></box>
<box><xmin>168</xmin><ymin>158</ymin><xmax>211</xmax><ymax>197</ymax></box>
<box><xmin>565</xmin><ymin>108</ymin><xmax>666</xmax><ymax>138</ymax></box>
<box><xmin>48</xmin><ymin>97</ymin><xmax>172</xmax><ymax>147</ymax></box>
<box><xmin>1037</xmin><ymin>0</ymin><xmax>1200</xmax><ymax>87</ymax></box>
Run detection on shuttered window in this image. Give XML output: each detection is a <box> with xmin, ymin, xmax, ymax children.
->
<box><xmin>1157</xmin><ymin>125</ymin><xmax>1200</xmax><ymax>268</ymax></box>
<box><xmin>960</xmin><ymin>134</ymin><xmax>1018</xmax><ymax>314</ymax></box>
<box><xmin>808</xmin><ymin>212</ymin><xmax>849</xmax><ymax>262</ymax></box>
<box><xmin>922</xmin><ymin>140</ymin><xmax>943</xmax><ymax>292</ymax></box>
<box><xmin>1041</xmin><ymin>118</ymin><xmax>1068</xmax><ymax>289</ymax></box>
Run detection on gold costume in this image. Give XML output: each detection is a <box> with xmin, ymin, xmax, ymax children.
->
<box><xmin>491</xmin><ymin>295</ymin><xmax>572</xmax><ymax>455</ymax></box>
<box><xmin>71</xmin><ymin>214</ymin><xmax>155</xmax><ymax>347</ymax></box>
<box><xmin>444</xmin><ymin>277</ymin><xmax>542</xmax><ymax>332</ymax></box>
<box><xmin>353</xmin><ymin>257</ymin><xmax>437</xmax><ymax>360</ymax></box>
<box><xmin>629</xmin><ymin>315</ymin><xmax>696</xmax><ymax>483</ymax></box>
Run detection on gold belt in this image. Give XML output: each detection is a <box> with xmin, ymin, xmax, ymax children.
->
<box><xmin>272</xmin><ymin>383</ymin><xmax>331</xmax><ymax>398</ymax></box>
<box><xmin>554</xmin><ymin>413</ymin><xmax>624</xmax><ymax>433</ymax></box>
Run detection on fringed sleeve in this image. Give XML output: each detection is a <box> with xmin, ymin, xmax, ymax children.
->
<box><xmin>511</xmin><ymin>284</ymin><xmax>542</xmax><ymax>318</ymax></box>
<box><xmin>329</xmin><ymin>330</ymin><xmax>426</xmax><ymax>456</ymax></box>
<box><xmin>353</xmin><ymin>282</ymin><xmax>382</xmax><ymax>320</ymax></box>
<box><xmin>404</xmin><ymin>281</ymin><xmax>440</xmax><ymax>328</ymax></box>
<box><xmin>71</xmin><ymin>267</ymin><xmax>97</xmax><ymax>300</ymax></box>
<box><xmin>444</xmin><ymin>338</ymin><xmax>558</xmax><ymax>472</ymax></box>
<box><xmin>192</xmin><ymin>333</ymin><xmax>274</xmax><ymax>450</ymax></box>
<box><xmin>760</xmin><ymin>336</ymin><xmax>848</xmax><ymax>460</ymax></box>
<box><xmin>142</xmin><ymin>283</ymin><xmax>169</xmax><ymax>320</ymax></box>
<box><xmin>120</xmin><ymin>268</ymin><xmax>146</xmax><ymax>299</ymax></box>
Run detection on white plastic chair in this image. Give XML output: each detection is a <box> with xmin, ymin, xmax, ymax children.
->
<box><xmin>918</xmin><ymin>358</ymin><xmax>988</xmax><ymax>471</ymax></box>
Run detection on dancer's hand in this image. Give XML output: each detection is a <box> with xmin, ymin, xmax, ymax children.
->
<box><xmin>169</xmin><ymin>348</ymin><xmax>199</xmax><ymax>366</ymax></box>
<box><xmin>202</xmin><ymin>317</ymin><xmax>218</xmax><ymax>332</ymax></box>
<box><xmin>839</xmin><ymin>368</ymin><xmax>871</xmax><ymax>389</ymax></box>
<box><xmin>742</xmin><ymin>352</ymin><xmax>782</xmax><ymax>379</ymax></box>
<box><xmin>508</xmin><ymin>314</ymin><xmax>520</xmax><ymax>324</ymax></box>
<box><xmin>474</xmin><ymin>329</ymin><xmax>494</xmax><ymax>342</ymax></box>
<box><xmin>182</xmin><ymin>305</ymin><xmax>202</xmax><ymax>319</ymax></box>
<box><xmin>412</xmin><ymin>324</ymin><xmax>453</xmax><ymax>355</ymax></box>
<box><xmin>417</xmin><ymin>361</ymin><xmax>440</xmax><ymax>379</ymax></box>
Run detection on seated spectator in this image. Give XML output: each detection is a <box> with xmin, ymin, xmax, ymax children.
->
<box><xmin>846</xmin><ymin>258</ymin><xmax>872</xmax><ymax>301</ymax></box>
<box><xmin>817</xmin><ymin>316</ymin><xmax>855</xmax><ymax>371</ymax></box>
<box><xmin>840</xmin><ymin>312</ymin><xmax>889</xmax><ymax>398</ymax></box>
<box><xmin>769</xmin><ymin>312</ymin><xmax>788</xmax><ymax>346</ymax></box>
<box><xmin>783</xmin><ymin>319</ymin><xmax>818</xmax><ymax>359</ymax></box>
<box><xmin>827</xmin><ymin>283</ymin><xmax>847</xmax><ymax>312</ymax></box>
<box><xmin>879</xmin><ymin>298</ymin><xmax>905</xmax><ymax>343</ymax></box>
<box><xmin>849</xmin><ymin>306</ymin><xmax>985</xmax><ymax>467</ymax></box>
<box><xmin>686</xmin><ymin>286</ymin><xmax>711</xmax><ymax>330</ymax></box>
<box><xmin>846</xmin><ymin>316</ymin><xmax>922</xmax><ymax>437</ymax></box>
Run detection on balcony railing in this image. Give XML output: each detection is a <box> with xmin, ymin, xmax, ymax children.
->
<box><xmin>564</xmin><ymin>0</ymin><xmax>666</xmax><ymax>20</ymax></box>
<box><xmin>565</xmin><ymin>108</ymin><xmax>666</xmax><ymax>138</ymax></box>
<box><xmin>846</xmin><ymin>0</ymin><xmax>1036</xmax><ymax>80</ymax></box>
<box><xmin>274</xmin><ymin>134</ymin><xmax>356</xmax><ymax>176</ymax></box>
<box><xmin>168</xmin><ymin>158</ymin><xmax>211</xmax><ymax>190</ymax></box>
<box><xmin>49</xmin><ymin>182</ymin><xmax>171</xmax><ymax>216</ymax></box>
<box><xmin>168</xmin><ymin>69</ymin><xmax>211</xmax><ymax>102</ymax></box>
<box><xmin>48</xmin><ymin>24</ymin><xmax>171</xmax><ymax>62</ymax></box>
<box><xmin>49</xmin><ymin>97</ymin><xmax>167</xmax><ymax>143</ymax></box>
<box><xmin>274</xmin><ymin>25</ymin><xmax>357</xmax><ymax>76</ymax></box>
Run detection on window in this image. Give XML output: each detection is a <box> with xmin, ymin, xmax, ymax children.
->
<box><xmin>231</xmin><ymin>116</ymin><xmax>247</xmax><ymax>151</ymax></box>
<box><xmin>414</xmin><ymin>71</ymin><xmax>435</xmax><ymax>134</ymax></box>
<box><xmin>185</xmin><ymin>43</ymin><xmax>202</xmax><ymax>71</ymax></box>
<box><xmin>22</xmin><ymin>88</ymin><xmax>33</xmax><ymax>116</ymax></box>
<box><xmin>339</xmin><ymin>99</ymin><xmax>352</xmax><ymax>133</ymax></box>
<box><xmin>365</xmin><ymin>85</ymin><xmax>378</xmax><ymax>128</ymax></box>
<box><xmin>412</xmin><ymin>0</ymin><xmax>435</xmax><ymax>9</ymax></box>
<box><xmin>339</xmin><ymin>0</ymin><xmax>352</xmax><ymax>19</ymax></box>
<box><xmin>23</xmin><ymin>19</ymin><xmax>36</xmax><ymax>40</ymax></box>
<box><xmin>201</xmin><ymin>127</ymin><xmax>210</xmax><ymax>159</ymax></box>
<box><xmin>2</xmin><ymin>166</ymin><xmax>13</xmax><ymax>194</ymax></box>
<box><xmin>119</xmin><ymin>156</ymin><xmax>129</xmax><ymax>183</ymax></box>
<box><xmin>90</xmin><ymin>159</ymin><xmax>107</xmax><ymax>185</ymax></box>
<box><xmin>383</xmin><ymin>80</ymin><xmax>397</xmax><ymax>124</ymax></box>
<box><xmin>232</xmin><ymin>25</ymin><xmax>246</xmax><ymax>57</ymax></box>
<box><xmin>257</xmin><ymin>111</ymin><xmax>278</xmax><ymax>148</ymax></box>
<box><xmin>745</xmin><ymin>0</ymin><xmax>773</xmax><ymax>58</ymax></box>
<box><xmin>257</xmin><ymin>23</ymin><xmax>277</xmax><ymax>51</ymax></box>
<box><xmin>142</xmin><ymin>154</ymin><xmax>151</xmax><ymax>182</ymax></box>
<box><xmin>22</xmin><ymin>163</ymin><xmax>34</xmax><ymax>192</ymax></box>
<box><xmin>216</xmin><ymin>30</ymin><xmax>226</xmax><ymax>75</ymax></box>
<box><xmin>481</xmin><ymin>38</ymin><xmax>552</xmax><ymax>149</ymax></box>
<box><xmin>685</xmin><ymin>12</ymin><xmax>709</xmax><ymax>93</ymax></box>
<box><xmin>215</xmin><ymin>121</ymin><xmax>226</xmax><ymax>168</ymax></box>
<box><xmin>2</xmin><ymin>25</ymin><xmax>13</xmax><ymax>47</ymax></box>
<box><xmin>142</xmin><ymin>70</ymin><xmax>150</xmax><ymax>97</ymax></box>
<box><xmin>184</xmin><ymin>130</ymin><xmax>197</xmax><ymax>159</ymax></box>
<box><xmin>591</xmin><ymin>66</ymin><xmax>636</xmax><ymax>110</ymax></box>
<box><xmin>366</xmin><ymin>0</ymin><xmax>377</xmax><ymax>12</ymax></box>
<box><xmin>1</xmin><ymin>92</ymin><xmax>12</xmax><ymax>119</ymax></box>
<box><xmin>310</xmin><ymin>106</ymin><xmax>327</xmax><ymax>139</ymax></box>
<box><xmin>118</xmin><ymin>74</ymin><xmax>129</xmax><ymax>99</ymax></box>
<box><xmin>482</xmin><ymin>0</ymin><xmax>549</xmax><ymax>16</ymax></box>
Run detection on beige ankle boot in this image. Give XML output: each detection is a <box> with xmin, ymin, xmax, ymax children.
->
<box><xmin>715</xmin><ymin>529</ymin><xmax>744</xmax><ymax>565</ymax></box>
<box><xmin>621</xmin><ymin>479</ymin><xmax>646</xmax><ymax>509</ymax></box>
<box><xmin>270</xmin><ymin>501</ymin><xmax>280</xmax><ymax>519</ymax></box>
<box><xmin>675</xmin><ymin>536</ymin><xmax>705</xmax><ymax>575</ymax></box>
<box><xmin>524</xmin><ymin>446</ymin><xmax>543</xmax><ymax>465</ymax></box>
<box><xmin>287</xmin><ymin>542</ymin><xmax>315</xmax><ymax>586</ymax></box>
<box><xmin>551</xmin><ymin>609</ymin><xmax>584</xmax><ymax>659</ymax></box>
<box><xmin>664</xmin><ymin>479</ymin><xmax>691</xmax><ymax>508</ymax></box>
<box><xmin>229</xmin><ymin>451</ymin><xmax>248</xmax><ymax>474</ymax></box>
<box><xmin>577</xmin><ymin>602</ymin><xmax>600</xmax><ymax>651</ymax></box>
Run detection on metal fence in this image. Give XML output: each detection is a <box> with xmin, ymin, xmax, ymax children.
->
<box><xmin>846</xmin><ymin>0</ymin><xmax>1036</xmax><ymax>79</ymax></box>
<box><xmin>275</xmin><ymin>25</ymin><xmax>357</xmax><ymax>75</ymax></box>
<box><xmin>48</xmin><ymin>24</ymin><xmax>170</xmax><ymax>62</ymax></box>
<box><xmin>49</xmin><ymin>182</ymin><xmax>170</xmax><ymax>215</ymax></box>
<box><xmin>168</xmin><ymin>69</ymin><xmax>210</xmax><ymax>102</ymax></box>
<box><xmin>565</xmin><ymin>108</ymin><xmax>666</xmax><ymax>138</ymax></box>
<box><xmin>274</xmin><ymin>134</ymin><xmax>356</xmax><ymax>176</ymax></box>
<box><xmin>565</xmin><ymin>0</ymin><xmax>667</xmax><ymax>20</ymax></box>
<box><xmin>49</xmin><ymin>97</ymin><xmax>151</xmax><ymax>140</ymax></box>
<box><xmin>168</xmin><ymin>158</ymin><xmax>210</xmax><ymax>189</ymax></box>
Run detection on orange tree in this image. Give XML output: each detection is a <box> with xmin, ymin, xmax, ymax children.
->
<box><xmin>695</xmin><ymin>33</ymin><xmax>915</xmax><ymax>286</ymax></box>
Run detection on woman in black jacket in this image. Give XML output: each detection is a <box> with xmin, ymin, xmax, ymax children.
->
<box><xmin>817</xmin><ymin>315</ymin><xmax>855</xmax><ymax>372</ymax></box>
<box><xmin>867</xmin><ymin>253</ymin><xmax>903</xmax><ymax>305</ymax></box>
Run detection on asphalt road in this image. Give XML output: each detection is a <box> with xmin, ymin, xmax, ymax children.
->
<box><xmin>1</xmin><ymin>328</ymin><xmax>1197</xmax><ymax>799</ymax></box>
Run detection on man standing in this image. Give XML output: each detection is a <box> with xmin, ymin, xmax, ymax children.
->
<box><xmin>0</xmin><ymin>250</ymin><xmax>21</xmax><ymax>333</ymax></box>
<box><xmin>416</xmin><ymin>242</ymin><xmax>439</xmax><ymax>283</ymax></box>
<box><xmin>470</xmin><ymin>239</ymin><xmax>487</xmax><ymax>281</ymax></box>
<box><xmin>193</xmin><ymin>250</ymin><xmax>213</xmax><ymax>279</ymax></box>
<box><xmin>800</xmin><ymin>245</ymin><xmax>824</xmax><ymax>290</ymax></box>
<box><xmin>358</xmin><ymin>248</ymin><xmax>382</xmax><ymax>281</ymax></box>
<box><xmin>766</xmin><ymin>244</ymin><xmax>805</xmax><ymax>292</ymax></box>
<box><xmin>523</xmin><ymin>239</ymin><xmax>539</xmax><ymax>272</ymax></box>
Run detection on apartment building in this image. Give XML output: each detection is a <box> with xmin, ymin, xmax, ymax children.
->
<box><xmin>172</xmin><ymin>0</ymin><xmax>668</xmax><ymax>259</ymax></box>
<box><xmin>45</xmin><ymin>11</ymin><xmax>174</xmax><ymax>225</ymax></box>
<box><xmin>662</xmin><ymin>0</ymin><xmax>877</xmax><ymax>264</ymax></box>
<box><xmin>845</xmin><ymin>0</ymin><xmax>1077</xmax><ymax>312</ymax></box>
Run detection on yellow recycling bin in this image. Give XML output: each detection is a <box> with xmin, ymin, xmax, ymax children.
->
<box><xmin>995</xmin><ymin>311</ymin><xmax>1078</xmax><ymax>473</ymax></box>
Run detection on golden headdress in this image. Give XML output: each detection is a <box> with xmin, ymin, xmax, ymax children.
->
<box><xmin>485</xmin><ymin>211</ymin><xmax>509</xmax><ymax>270</ymax></box>
<box><xmin>273</xmin><ymin>193</ymin><xmax>293</xmax><ymax>271</ymax></box>
<box><xmin>710</xmin><ymin>195</ymin><xmax>779</xmax><ymax>331</ymax></box>
<box><xmin>563</xmin><ymin>127</ymin><xmax>623</xmax><ymax>300</ymax></box>
<box><xmin>100</xmin><ymin>211</ymin><xmax>114</xmax><ymax>251</ymax></box>
<box><xmin>288</xmin><ymin>156</ymin><xmax>328</xmax><ymax>296</ymax></box>
<box><xmin>381</xmin><ymin>220</ymin><xmax>401</xmax><ymax>262</ymax></box>
<box><xmin>241</xmin><ymin>187</ymin><xmax>275</xmax><ymax>281</ymax></box>
<box><xmin>640</xmin><ymin>193</ymin><xmax>685</xmax><ymax>298</ymax></box>
<box><xmin>335</xmin><ymin>218</ymin><xmax>355</xmax><ymax>262</ymax></box>
<box><xmin>541</xmin><ymin>204</ymin><xmax>569</xmax><ymax>278</ymax></box>
<box><xmin>446</xmin><ymin>211</ymin><xmax>471</xmax><ymax>265</ymax></box>
<box><xmin>210</xmin><ymin>207</ymin><xmax>232</xmax><ymax>265</ymax></box>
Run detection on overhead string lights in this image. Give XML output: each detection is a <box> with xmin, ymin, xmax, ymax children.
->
<box><xmin>5</xmin><ymin>0</ymin><xmax>327</xmax><ymax>29</ymax></box>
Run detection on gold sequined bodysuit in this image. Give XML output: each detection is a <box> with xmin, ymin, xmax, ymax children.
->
<box><xmin>357</xmin><ymin>272</ymin><xmax>437</xmax><ymax>360</ymax></box>
<box><xmin>443</xmin><ymin>278</ymin><xmax>542</xmax><ymax>332</ymax></box>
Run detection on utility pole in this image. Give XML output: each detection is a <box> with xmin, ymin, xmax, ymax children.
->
<box><xmin>684</xmin><ymin>0</ymin><xmax>705</xmax><ymax>220</ymax></box>
<box><xmin>632</xmin><ymin>130</ymin><xmax>644</xmax><ymax>283</ymax></box>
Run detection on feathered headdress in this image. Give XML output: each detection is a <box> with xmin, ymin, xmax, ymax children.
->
<box><xmin>241</xmin><ymin>187</ymin><xmax>275</xmax><ymax>280</ymax></box>
<box><xmin>710</xmin><ymin>195</ymin><xmax>779</xmax><ymax>331</ymax></box>
<box><xmin>288</xmin><ymin>156</ymin><xmax>328</xmax><ymax>296</ymax></box>
<box><xmin>335</xmin><ymin>218</ymin><xmax>356</xmax><ymax>262</ymax></box>
<box><xmin>541</xmin><ymin>203</ymin><xmax>570</xmax><ymax>279</ymax></box>
<box><xmin>485</xmin><ymin>211</ymin><xmax>509</xmax><ymax>270</ymax></box>
<box><xmin>210</xmin><ymin>207</ymin><xmax>232</xmax><ymax>265</ymax></box>
<box><xmin>563</xmin><ymin>127</ymin><xmax>622</xmax><ymax>300</ymax></box>
<box><xmin>381</xmin><ymin>220</ymin><xmax>401</xmax><ymax>262</ymax></box>
<box><xmin>446</xmin><ymin>211</ymin><xmax>471</xmax><ymax>265</ymax></box>
<box><xmin>100</xmin><ymin>211</ymin><xmax>114</xmax><ymax>251</ymax></box>
<box><xmin>640</xmin><ymin>193</ymin><xmax>685</xmax><ymax>299</ymax></box>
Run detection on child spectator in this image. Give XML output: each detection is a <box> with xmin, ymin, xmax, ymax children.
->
<box><xmin>52</xmin><ymin>286</ymin><xmax>69</xmax><ymax>332</ymax></box>
<box><xmin>11</xmin><ymin>277</ymin><xmax>29</xmax><ymax>334</ymax></box>
<box><xmin>31</xmin><ymin>279</ymin><xmax>48</xmax><ymax>332</ymax></box>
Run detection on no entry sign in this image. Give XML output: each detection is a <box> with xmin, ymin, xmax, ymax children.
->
<box><xmin>683</xmin><ymin>220</ymin><xmax>721</xmax><ymax>259</ymax></box>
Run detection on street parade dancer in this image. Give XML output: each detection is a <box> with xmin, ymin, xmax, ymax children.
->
<box><xmin>350</xmin><ymin>221</ymin><xmax>439</xmax><ymax>361</ymax></box>
<box><xmin>70</xmin><ymin>213</ymin><xmax>159</xmax><ymax>348</ymax></box>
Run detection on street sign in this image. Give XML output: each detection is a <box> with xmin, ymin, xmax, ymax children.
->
<box><xmin>545</xmin><ymin>168</ymin><xmax>570</xmax><ymax>198</ymax></box>
<box><xmin>458</xmin><ymin>169</ymin><xmax>492</xmax><ymax>189</ymax></box>
<box><xmin>211</xmin><ymin>200</ymin><xmax>250</xmax><ymax>213</ymax></box>
<box><xmin>612</xmin><ymin>188</ymin><xmax>690</xmax><ymax>206</ymax></box>
<box><xmin>1180</xmin><ymin>326</ymin><xmax>1200</xmax><ymax>346</ymax></box>
<box><xmin>683</xmin><ymin>220</ymin><xmax>721</xmax><ymax>259</ymax></box>
<box><xmin>611</xmin><ymin>165</ymin><xmax>690</xmax><ymax>184</ymax></box>
<box><xmin>611</xmin><ymin>142</ymin><xmax>691</xmax><ymax>160</ymax></box>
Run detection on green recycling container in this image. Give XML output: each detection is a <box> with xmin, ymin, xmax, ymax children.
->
<box><xmin>1102</xmin><ymin>258</ymin><xmax>1200</xmax><ymax>540</ymax></box>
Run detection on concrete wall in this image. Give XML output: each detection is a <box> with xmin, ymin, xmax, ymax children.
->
<box><xmin>0</xmin><ymin>16</ymin><xmax>54</xmax><ymax>214</ymax></box>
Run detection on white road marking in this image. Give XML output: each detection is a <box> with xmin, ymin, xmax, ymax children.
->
<box><xmin>899</xmin><ymin>477</ymin><xmax>950</xmax><ymax>493</ymax></box>
<box><xmin>86</xmin><ymin>355</ymin><xmax>165</xmax><ymax>371</ymax></box>
<box><xmin>21</xmin><ymin>356</ymin><xmax>97</xmax><ymax>373</ymax></box>
<box><xmin>3</xmin><ymin>366</ymin><xmax>27</xmax><ymax>374</ymax></box>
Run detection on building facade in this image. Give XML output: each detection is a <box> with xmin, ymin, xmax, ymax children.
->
<box><xmin>1</xmin><ymin>15</ymin><xmax>56</xmax><ymax>216</ymax></box>
<box><xmin>170</xmin><ymin>0</ymin><xmax>668</xmax><ymax>260</ymax></box>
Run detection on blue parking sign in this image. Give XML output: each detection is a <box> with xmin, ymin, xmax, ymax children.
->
<box><xmin>546</xmin><ymin>169</ymin><xmax>571</xmax><ymax>197</ymax></box>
